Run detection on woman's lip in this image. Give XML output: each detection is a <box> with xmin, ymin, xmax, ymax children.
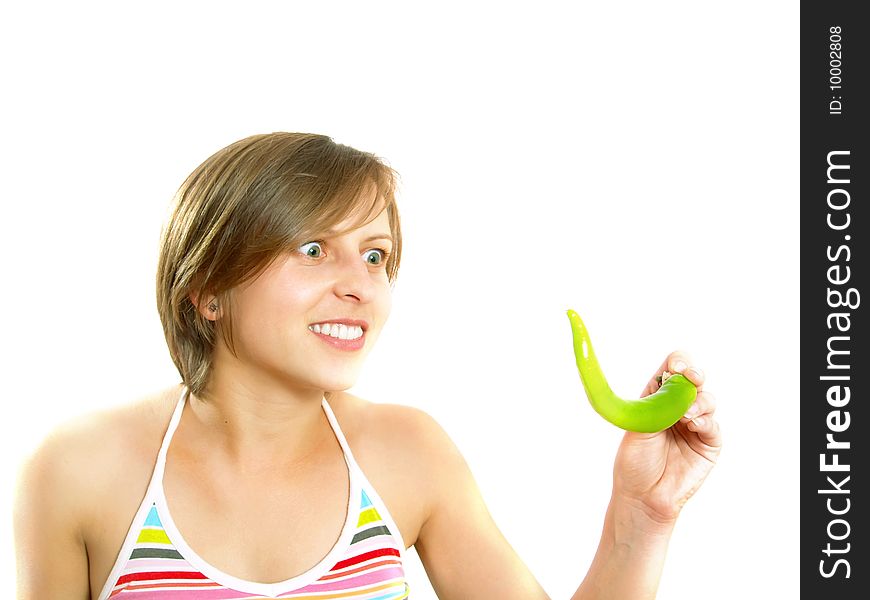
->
<box><xmin>310</xmin><ymin>329</ymin><xmax>366</xmax><ymax>351</ymax></box>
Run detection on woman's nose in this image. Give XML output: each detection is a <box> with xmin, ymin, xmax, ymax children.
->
<box><xmin>333</xmin><ymin>255</ymin><xmax>376</xmax><ymax>303</ymax></box>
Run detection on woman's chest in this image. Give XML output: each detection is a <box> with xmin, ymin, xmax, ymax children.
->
<box><xmin>87</xmin><ymin>403</ymin><xmax>424</xmax><ymax>598</ymax></box>
<box><xmin>159</xmin><ymin>446</ymin><xmax>356</xmax><ymax>583</ymax></box>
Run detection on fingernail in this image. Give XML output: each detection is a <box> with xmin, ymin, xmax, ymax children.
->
<box><xmin>692</xmin><ymin>416</ymin><xmax>705</xmax><ymax>427</ymax></box>
<box><xmin>673</xmin><ymin>360</ymin><xmax>687</xmax><ymax>373</ymax></box>
<box><xmin>684</xmin><ymin>406</ymin><xmax>699</xmax><ymax>420</ymax></box>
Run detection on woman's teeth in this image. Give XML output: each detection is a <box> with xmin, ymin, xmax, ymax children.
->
<box><xmin>309</xmin><ymin>323</ymin><xmax>364</xmax><ymax>340</ymax></box>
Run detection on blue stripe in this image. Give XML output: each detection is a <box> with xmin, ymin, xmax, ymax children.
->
<box><xmin>144</xmin><ymin>505</ymin><xmax>163</xmax><ymax>528</ymax></box>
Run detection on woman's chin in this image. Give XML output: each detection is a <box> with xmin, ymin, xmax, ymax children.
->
<box><xmin>308</xmin><ymin>371</ymin><xmax>361</xmax><ymax>394</ymax></box>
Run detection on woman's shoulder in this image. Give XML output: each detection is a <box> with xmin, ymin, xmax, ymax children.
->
<box><xmin>35</xmin><ymin>384</ymin><xmax>180</xmax><ymax>463</ymax></box>
<box><xmin>330</xmin><ymin>391</ymin><xmax>445</xmax><ymax>447</ymax></box>
<box><xmin>17</xmin><ymin>385</ymin><xmax>182</xmax><ymax>528</ymax></box>
<box><xmin>332</xmin><ymin>390</ymin><xmax>462</xmax><ymax>479</ymax></box>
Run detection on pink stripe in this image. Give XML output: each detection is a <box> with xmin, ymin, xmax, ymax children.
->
<box><xmin>114</xmin><ymin>587</ymin><xmax>256</xmax><ymax>599</ymax></box>
<box><xmin>122</xmin><ymin>558</ymin><xmax>199</xmax><ymax>572</ymax></box>
<box><xmin>286</xmin><ymin>566</ymin><xmax>406</xmax><ymax>594</ymax></box>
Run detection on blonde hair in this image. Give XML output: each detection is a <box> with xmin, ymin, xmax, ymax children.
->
<box><xmin>156</xmin><ymin>132</ymin><xmax>402</xmax><ymax>398</ymax></box>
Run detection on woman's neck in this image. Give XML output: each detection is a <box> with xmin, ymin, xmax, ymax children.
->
<box><xmin>186</xmin><ymin>361</ymin><xmax>332</xmax><ymax>470</ymax></box>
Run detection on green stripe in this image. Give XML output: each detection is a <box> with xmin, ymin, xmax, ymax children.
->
<box><xmin>352</xmin><ymin>524</ymin><xmax>391</xmax><ymax>544</ymax></box>
<box><xmin>130</xmin><ymin>547</ymin><xmax>184</xmax><ymax>560</ymax></box>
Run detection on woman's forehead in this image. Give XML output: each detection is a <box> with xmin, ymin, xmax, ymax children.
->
<box><xmin>328</xmin><ymin>203</ymin><xmax>391</xmax><ymax>238</ymax></box>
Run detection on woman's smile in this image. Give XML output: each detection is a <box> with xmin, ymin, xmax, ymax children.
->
<box><xmin>307</xmin><ymin>319</ymin><xmax>369</xmax><ymax>351</ymax></box>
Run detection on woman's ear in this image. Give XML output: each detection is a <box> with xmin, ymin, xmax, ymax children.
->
<box><xmin>189</xmin><ymin>291</ymin><xmax>220</xmax><ymax>321</ymax></box>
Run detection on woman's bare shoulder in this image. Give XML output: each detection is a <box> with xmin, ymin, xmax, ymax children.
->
<box><xmin>331</xmin><ymin>391</ymin><xmax>442</xmax><ymax>444</ymax></box>
<box><xmin>17</xmin><ymin>384</ymin><xmax>182</xmax><ymax>524</ymax></box>
<box><xmin>333</xmin><ymin>391</ymin><xmax>459</xmax><ymax>480</ymax></box>
<box><xmin>37</xmin><ymin>384</ymin><xmax>179</xmax><ymax>459</ymax></box>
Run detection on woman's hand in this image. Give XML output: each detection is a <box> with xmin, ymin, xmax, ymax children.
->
<box><xmin>610</xmin><ymin>351</ymin><xmax>722</xmax><ymax>527</ymax></box>
<box><xmin>571</xmin><ymin>351</ymin><xmax>722</xmax><ymax>599</ymax></box>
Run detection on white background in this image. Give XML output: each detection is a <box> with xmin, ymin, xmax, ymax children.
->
<box><xmin>1</xmin><ymin>2</ymin><xmax>798</xmax><ymax>598</ymax></box>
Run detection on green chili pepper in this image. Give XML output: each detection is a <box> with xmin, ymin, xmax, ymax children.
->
<box><xmin>567</xmin><ymin>309</ymin><xmax>697</xmax><ymax>433</ymax></box>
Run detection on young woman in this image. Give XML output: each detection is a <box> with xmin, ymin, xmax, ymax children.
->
<box><xmin>14</xmin><ymin>132</ymin><xmax>721</xmax><ymax>599</ymax></box>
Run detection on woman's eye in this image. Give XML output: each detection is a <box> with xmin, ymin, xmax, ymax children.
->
<box><xmin>298</xmin><ymin>241</ymin><xmax>323</xmax><ymax>258</ymax></box>
<box><xmin>363</xmin><ymin>249</ymin><xmax>387</xmax><ymax>265</ymax></box>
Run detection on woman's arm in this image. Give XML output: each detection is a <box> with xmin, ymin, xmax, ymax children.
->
<box><xmin>405</xmin><ymin>407</ymin><xmax>551</xmax><ymax>600</ymax></box>
<box><xmin>571</xmin><ymin>496</ymin><xmax>675</xmax><ymax>599</ymax></box>
<box><xmin>14</xmin><ymin>427</ymin><xmax>93</xmax><ymax>599</ymax></box>
<box><xmin>411</xmin><ymin>350</ymin><xmax>720</xmax><ymax>600</ymax></box>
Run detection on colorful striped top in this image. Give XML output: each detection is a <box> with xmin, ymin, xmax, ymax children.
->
<box><xmin>97</xmin><ymin>386</ymin><xmax>410</xmax><ymax>599</ymax></box>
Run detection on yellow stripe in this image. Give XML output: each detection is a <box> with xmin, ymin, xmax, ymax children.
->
<box><xmin>357</xmin><ymin>506</ymin><xmax>383</xmax><ymax>527</ymax></box>
<box><xmin>136</xmin><ymin>528</ymin><xmax>171</xmax><ymax>544</ymax></box>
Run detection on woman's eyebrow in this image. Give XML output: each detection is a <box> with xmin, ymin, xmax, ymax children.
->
<box><xmin>360</xmin><ymin>233</ymin><xmax>393</xmax><ymax>244</ymax></box>
<box><xmin>323</xmin><ymin>229</ymin><xmax>393</xmax><ymax>244</ymax></box>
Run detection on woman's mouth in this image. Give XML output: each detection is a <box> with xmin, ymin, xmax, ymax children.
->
<box><xmin>308</xmin><ymin>321</ymin><xmax>366</xmax><ymax>351</ymax></box>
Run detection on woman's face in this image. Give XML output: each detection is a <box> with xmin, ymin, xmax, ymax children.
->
<box><xmin>216</xmin><ymin>198</ymin><xmax>394</xmax><ymax>393</ymax></box>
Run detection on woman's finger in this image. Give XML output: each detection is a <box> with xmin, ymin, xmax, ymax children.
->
<box><xmin>680</xmin><ymin>390</ymin><xmax>717</xmax><ymax>422</ymax></box>
<box><xmin>684</xmin><ymin>411</ymin><xmax>723</xmax><ymax>448</ymax></box>
<box><xmin>642</xmin><ymin>350</ymin><xmax>703</xmax><ymax>396</ymax></box>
